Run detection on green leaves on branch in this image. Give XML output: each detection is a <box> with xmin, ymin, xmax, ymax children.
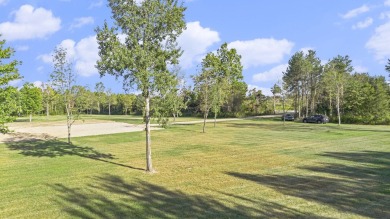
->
<box><xmin>193</xmin><ymin>43</ymin><xmax>244</xmax><ymax>131</ymax></box>
<box><xmin>96</xmin><ymin>0</ymin><xmax>186</xmax><ymax>172</ymax></box>
<box><xmin>0</xmin><ymin>36</ymin><xmax>22</xmax><ymax>133</ymax></box>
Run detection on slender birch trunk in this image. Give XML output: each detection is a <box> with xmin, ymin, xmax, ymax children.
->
<box><xmin>145</xmin><ymin>94</ymin><xmax>153</xmax><ymax>172</ymax></box>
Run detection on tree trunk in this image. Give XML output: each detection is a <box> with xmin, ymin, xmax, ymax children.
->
<box><xmin>282</xmin><ymin>95</ymin><xmax>286</xmax><ymax>126</ymax></box>
<box><xmin>329</xmin><ymin>93</ymin><xmax>333</xmax><ymax>117</ymax></box>
<box><xmin>46</xmin><ymin>102</ymin><xmax>49</xmax><ymax>117</ymax></box>
<box><xmin>109</xmin><ymin>103</ymin><xmax>111</xmax><ymax>115</ymax></box>
<box><xmin>29</xmin><ymin>113</ymin><xmax>32</xmax><ymax>122</ymax></box>
<box><xmin>214</xmin><ymin>111</ymin><xmax>217</xmax><ymax>127</ymax></box>
<box><xmin>337</xmin><ymin>87</ymin><xmax>341</xmax><ymax>126</ymax></box>
<box><xmin>173</xmin><ymin>113</ymin><xmax>176</xmax><ymax>122</ymax></box>
<box><xmin>66</xmin><ymin>104</ymin><xmax>72</xmax><ymax>144</ymax></box>
<box><xmin>145</xmin><ymin>95</ymin><xmax>153</xmax><ymax>172</ymax></box>
<box><xmin>273</xmin><ymin>95</ymin><xmax>276</xmax><ymax>114</ymax></box>
<box><xmin>202</xmin><ymin>111</ymin><xmax>208</xmax><ymax>133</ymax></box>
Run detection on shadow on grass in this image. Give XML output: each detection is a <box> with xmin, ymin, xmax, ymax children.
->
<box><xmin>50</xmin><ymin>174</ymin><xmax>330</xmax><ymax>218</ymax></box>
<box><xmin>226</xmin><ymin>150</ymin><xmax>390</xmax><ymax>218</ymax></box>
<box><xmin>5</xmin><ymin>139</ymin><xmax>144</xmax><ymax>171</ymax></box>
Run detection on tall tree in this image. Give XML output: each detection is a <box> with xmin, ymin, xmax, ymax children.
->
<box><xmin>50</xmin><ymin>46</ymin><xmax>77</xmax><ymax>144</ymax></box>
<box><xmin>94</xmin><ymin>82</ymin><xmax>105</xmax><ymax>114</ymax></box>
<box><xmin>0</xmin><ymin>36</ymin><xmax>21</xmax><ymax>133</ymax></box>
<box><xmin>106</xmin><ymin>88</ymin><xmax>117</xmax><ymax>115</ymax></box>
<box><xmin>323</xmin><ymin>55</ymin><xmax>353</xmax><ymax>125</ymax></box>
<box><xmin>386</xmin><ymin>59</ymin><xmax>390</xmax><ymax>76</ymax></box>
<box><xmin>271</xmin><ymin>84</ymin><xmax>281</xmax><ymax>114</ymax></box>
<box><xmin>41</xmin><ymin>83</ymin><xmax>56</xmax><ymax>118</ymax></box>
<box><xmin>193</xmin><ymin>66</ymin><xmax>214</xmax><ymax>133</ymax></box>
<box><xmin>283</xmin><ymin>51</ymin><xmax>305</xmax><ymax>118</ymax></box>
<box><xmin>117</xmin><ymin>94</ymin><xmax>136</xmax><ymax>115</ymax></box>
<box><xmin>96</xmin><ymin>0</ymin><xmax>186</xmax><ymax>172</ymax></box>
<box><xmin>194</xmin><ymin>43</ymin><xmax>243</xmax><ymax>129</ymax></box>
<box><xmin>20</xmin><ymin>83</ymin><xmax>43</xmax><ymax>122</ymax></box>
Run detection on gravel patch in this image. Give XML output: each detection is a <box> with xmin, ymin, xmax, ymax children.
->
<box><xmin>0</xmin><ymin>121</ymin><xmax>161</xmax><ymax>143</ymax></box>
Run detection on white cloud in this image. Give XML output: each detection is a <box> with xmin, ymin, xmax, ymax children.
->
<box><xmin>366</xmin><ymin>21</ymin><xmax>390</xmax><ymax>61</ymax></box>
<box><xmin>16</xmin><ymin>45</ymin><xmax>29</xmax><ymax>51</ymax></box>
<box><xmin>252</xmin><ymin>64</ymin><xmax>288</xmax><ymax>83</ymax></box>
<box><xmin>352</xmin><ymin>17</ymin><xmax>373</xmax><ymax>29</ymax></box>
<box><xmin>9</xmin><ymin>79</ymin><xmax>22</xmax><ymax>87</ymax></box>
<box><xmin>247</xmin><ymin>84</ymin><xmax>272</xmax><ymax>96</ymax></box>
<box><xmin>354</xmin><ymin>65</ymin><xmax>369</xmax><ymax>72</ymax></box>
<box><xmin>74</xmin><ymin>36</ymin><xmax>100</xmax><ymax>77</ymax></box>
<box><xmin>33</xmin><ymin>81</ymin><xmax>44</xmax><ymax>88</ymax></box>
<box><xmin>0</xmin><ymin>0</ymin><xmax>7</xmax><ymax>6</ymax></box>
<box><xmin>70</xmin><ymin>17</ymin><xmax>94</xmax><ymax>30</ymax></box>
<box><xmin>37</xmin><ymin>53</ymin><xmax>52</xmax><ymax>64</ymax></box>
<box><xmin>342</xmin><ymin>5</ymin><xmax>370</xmax><ymax>19</ymax></box>
<box><xmin>385</xmin><ymin>0</ymin><xmax>390</xmax><ymax>6</ymax></box>
<box><xmin>0</xmin><ymin>4</ymin><xmax>61</xmax><ymax>41</ymax></box>
<box><xmin>38</xmin><ymin>36</ymin><xmax>99</xmax><ymax>77</ymax></box>
<box><xmin>89</xmin><ymin>0</ymin><xmax>103</xmax><ymax>8</ymax></box>
<box><xmin>228</xmin><ymin>38</ymin><xmax>293</xmax><ymax>69</ymax></box>
<box><xmin>178</xmin><ymin>21</ymin><xmax>220</xmax><ymax>69</ymax></box>
<box><xmin>380</xmin><ymin>11</ymin><xmax>390</xmax><ymax>19</ymax></box>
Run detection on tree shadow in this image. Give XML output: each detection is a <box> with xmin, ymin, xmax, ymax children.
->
<box><xmin>5</xmin><ymin>139</ymin><xmax>144</xmax><ymax>171</ymax></box>
<box><xmin>226</xmin><ymin>151</ymin><xmax>390</xmax><ymax>218</ymax></box>
<box><xmin>49</xmin><ymin>174</ymin><xmax>330</xmax><ymax>218</ymax></box>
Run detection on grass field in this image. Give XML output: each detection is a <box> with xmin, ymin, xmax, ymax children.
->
<box><xmin>1</xmin><ymin>117</ymin><xmax>389</xmax><ymax>218</ymax></box>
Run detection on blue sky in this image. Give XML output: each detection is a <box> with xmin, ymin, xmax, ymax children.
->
<box><xmin>1</xmin><ymin>0</ymin><xmax>390</xmax><ymax>95</ymax></box>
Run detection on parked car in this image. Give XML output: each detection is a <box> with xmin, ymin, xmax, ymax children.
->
<box><xmin>281</xmin><ymin>113</ymin><xmax>294</xmax><ymax>121</ymax></box>
<box><xmin>302</xmin><ymin>114</ymin><xmax>329</xmax><ymax>124</ymax></box>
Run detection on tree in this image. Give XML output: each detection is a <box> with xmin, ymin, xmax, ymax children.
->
<box><xmin>20</xmin><ymin>83</ymin><xmax>43</xmax><ymax>122</ymax></box>
<box><xmin>106</xmin><ymin>88</ymin><xmax>116</xmax><ymax>115</ymax></box>
<box><xmin>323</xmin><ymin>55</ymin><xmax>353</xmax><ymax>125</ymax></box>
<box><xmin>96</xmin><ymin>0</ymin><xmax>186</xmax><ymax>172</ymax></box>
<box><xmin>117</xmin><ymin>94</ymin><xmax>136</xmax><ymax>115</ymax></box>
<box><xmin>194</xmin><ymin>43</ymin><xmax>243</xmax><ymax>129</ymax></box>
<box><xmin>283</xmin><ymin>51</ymin><xmax>305</xmax><ymax>118</ymax></box>
<box><xmin>271</xmin><ymin>84</ymin><xmax>281</xmax><ymax>114</ymax></box>
<box><xmin>386</xmin><ymin>59</ymin><xmax>390</xmax><ymax>76</ymax></box>
<box><xmin>193</xmin><ymin>68</ymin><xmax>214</xmax><ymax>133</ymax></box>
<box><xmin>94</xmin><ymin>82</ymin><xmax>105</xmax><ymax>114</ymax></box>
<box><xmin>50</xmin><ymin>46</ymin><xmax>77</xmax><ymax>144</ymax></box>
<box><xmin>41</xmin><ymin>83</ymin><xmax>56</xmax><ymax>118</ymax></box>
<box><xmin>0</xmin><ymin>36</ymin><xmax>21</xmax><ymax>133</ymax></box>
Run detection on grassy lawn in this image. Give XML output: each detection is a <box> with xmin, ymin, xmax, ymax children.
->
<box><xmin>1</xmin><ymin>118</ymin><xmax>389</xmax><ymax>218</ymax></box>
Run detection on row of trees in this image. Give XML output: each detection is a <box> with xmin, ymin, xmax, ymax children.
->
<box><xmin>2</xmin><ymin>0</ymin><xmax>389</xmax><ymax>172</ymax></box>
<box><xmin>282</xmin><ymin>50</ymin><xmax>390</xmax><ymax>125</ymax></box>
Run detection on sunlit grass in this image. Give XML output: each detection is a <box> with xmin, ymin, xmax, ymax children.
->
<box><xmin>1</xmin><ymin>118</ymin><xmax>389</xmax><ymax>218</ymax></box>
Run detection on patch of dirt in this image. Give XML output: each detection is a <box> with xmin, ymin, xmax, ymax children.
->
<box><xmin>0</xmin><ymin>120</ymin><xmax>161</xmax><ymax>143</ymax></box>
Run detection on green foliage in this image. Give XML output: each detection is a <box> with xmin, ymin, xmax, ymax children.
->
<box><xmin>323</xmin><ymin>55</ymin><xmax>353</xmax><ymax>125</ymax></box>
<box><xmin>283</xmin><ymin>50</ymin><xmax>322</xmax><ymax>118</ymax></box>
<box><xmin>96</xmin><ymin>0</ymin><xmax>186</xmax><ymax>172</ymax></box>
<box><xmin>20</xmin><ymin>83</ymin><xmax>43</xmax><ymax>121</ymax></box>
<box><xmin>50</xmin><ymin>46</ymin><xmax>78</xmax><ymax>144</ymax></box>
<box><xmin>0</xmin><ymin>36</ymin><xmax>22</xmax><ymax>133</ymax></box>
<box><xmin>193</xmin><ymin>43</ymin><xmax>244</xmax><ymax>131</ymax></box>
<box><xmin>117</xmin><ymin>93</ymin><xmax>136</xmax><ymax>115</ymax></box>
<box><xmin>386</xmin><ymin>59</ymin><xmax>390</xmax><ymax>76</ymax></box>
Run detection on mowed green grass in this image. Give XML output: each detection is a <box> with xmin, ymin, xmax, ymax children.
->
<box><xmin>1</xmin><ymin>118</ymin><xmax>389</xmax><ymax>218</ymax></box>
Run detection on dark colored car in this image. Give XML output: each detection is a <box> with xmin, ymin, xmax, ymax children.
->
<box><xmin>282</xmin><ymin>113</ymin><xmax>294</xmax><ymax>121</ymax></box>
<box><xmin>303</xmin><ymin>114</ymin><xmax>329</xmax><ymax>124</ymax></box>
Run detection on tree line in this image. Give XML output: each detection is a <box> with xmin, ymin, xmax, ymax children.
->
<box><xmin>282</xmin><ymin>50</ymin><xmax>390</xmax><ymax>125</ymax></box>
<box><xmin>1</xmin><ymin>0</ymin><xmax>389</xmax><ymax>172</ymax></box>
